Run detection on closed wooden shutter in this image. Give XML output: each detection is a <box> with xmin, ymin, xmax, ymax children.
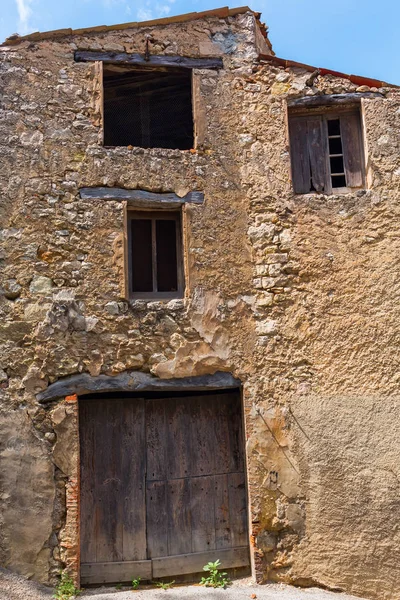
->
<box><xmin>340</xmin><ymin>112</ymin><xmax>364</xmax><ymax>188</ymax></box>
<box><xmin>289</xmin><ymin>117</ymin><xmax>311</xmax><ymax>194</ymax></box>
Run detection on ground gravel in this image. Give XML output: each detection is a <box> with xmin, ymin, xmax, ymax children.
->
<box><xmin>0</xmin><ymin>570</ymin><xmax>368</xmax><ymax>600</ymax></box>
<box><xmin>0</xmin><ymin>568</ymin><xmax>53</xmax><ymax>600</ymax></box>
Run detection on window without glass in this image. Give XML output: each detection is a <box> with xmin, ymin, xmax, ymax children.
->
<box><xmin>103</xmin><ymin>65</ymin><xmax>194</xmax><ymax>149</ymax></box>
<box><xmin>128</xmin><ymin>211</ymin><xmax>184</xmax><ymax>299</ymax></box>
<box><xmin>289</xmin><ymin>109</ymin><xmax>365</xmax><ymax>194</ymax></box>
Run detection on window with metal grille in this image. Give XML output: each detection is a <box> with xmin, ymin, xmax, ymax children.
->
<box><xmin>103</xmin><ymin>65</ymin><xmax>194</xmax><ymax>149</ymax></box>
<box><xmin>128</xmin><ymin>211</ymin><xmax>184</xmax><ymax>299</ymax></box>
<box><xmin>289</xmin><ymin>109</ymin><xmax>365</xmax><ymax>194</ymax></box>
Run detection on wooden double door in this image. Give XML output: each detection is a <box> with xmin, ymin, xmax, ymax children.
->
<box><xmin>79</xmin><ymin>391</ymin><xmax>249</xmax><ymax>585</ymax></box>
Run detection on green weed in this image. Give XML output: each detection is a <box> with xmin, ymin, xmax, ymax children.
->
<box><xmin>132</xmin><ymin>577</ymin><xmax>141</xmax><ymax>590</ymax></box>
<box><xmin>155</xmin><ymin>580</ymin><xmax>175</xmax><ymax>590</ymax></box>
<box><xmin>200</xmin><ymin>559</ymin><xmax>230</xmax><ymax>589</ymax></box>
<box><xmin>53</xmin><ymin>571</ymin><xmax>81</xmax><ymax>600</ymax></box>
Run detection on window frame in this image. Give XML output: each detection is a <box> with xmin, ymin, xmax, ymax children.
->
<box><xmin>127</xmin><ymin>210</ymin><xmax>184</xmax><ymax>300</ymax></box>
<box><xmin>288</xmin><ymin>105</ymin><xmax>366</xmax><ymax>195</ymax></box>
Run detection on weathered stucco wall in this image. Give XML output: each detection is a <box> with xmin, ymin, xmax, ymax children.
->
<box><xmin>0</xmin><ymin>10</ymin><xmax>399</xmax><ymax>599</ymax></box>
<box><xmin>238</xmin><ymin>61</ymin><xmax>400</xmax><ymax>599</ymax></box>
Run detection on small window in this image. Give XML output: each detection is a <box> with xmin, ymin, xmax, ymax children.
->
<box><xmin>128</xmin><ymin>211</ymin><xmax>184</xmax><ymax>299</ymax></box>
<box><xmin>103</xmin><ymin>65</ymin><xmax>194</xmax><ymax>149</ymax></box>
<box><xmin>289</xmin><ymin>109</ymin><xmax>365</xmax><ymax>194</ymax></box>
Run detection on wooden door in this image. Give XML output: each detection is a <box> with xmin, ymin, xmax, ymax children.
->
<box><xmin>80</xmin><ymin>392</ymin><xmax>249</xmax><ymax>585</ymax></box>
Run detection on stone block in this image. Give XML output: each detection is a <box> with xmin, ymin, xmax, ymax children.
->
<box><xmin>29</xmin><ymin>276</ymin><xmax>53</xmax><ymax>295</ymax></box>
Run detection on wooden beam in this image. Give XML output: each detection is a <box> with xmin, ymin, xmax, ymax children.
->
<box><xmin>152</xmin><ymin>546</ymin><xmax>250</xmax><ymax>578</ymax></box>
<box><xmin>79</xmin><ymin>187</ymin><xmax>204</xmax><ymax>208</ymax></box>
<box><xmin>287</xmin><ymin>92</ymin><xmax>383</xmax><ymax>109</ymax></box>
<box><xmin>81</xmin><ymin>559</ymin><xmax>152</xmax><ymax>585</ymax></box>
<box><xmin>37</xmin><ymin>371</ymin><xmax>241</xmax><ymax>403</ymax></box>
<box><xmin>75</xmin><ymin>50</ymin><xmax>223</xmax><ymax>70</ymax></box>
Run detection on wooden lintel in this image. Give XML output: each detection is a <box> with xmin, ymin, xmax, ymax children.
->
<box><xmin>37</xmin><ymin>371</ymin><xmax>241</xmax><ymax>403</ymax></box>
<box><xmin>74</xmin><ymin>50</ymin><xmax>223</xmax><ymax>70</ymax></box>
<box><xmin>79</xmin><ymin>187</ymin><xmax>204</xmax><ymax>206</ymax></box>
<box><xmin>287</xmin><ymin>92</ymin><xmax>383</xmax><ymax>109</ymax></box>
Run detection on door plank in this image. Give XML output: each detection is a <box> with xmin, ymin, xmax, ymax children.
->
<box><xmin>152</xmin><ymin>546</ymin><xmax>249</xmax><ymax>578</ymax></box>
<box><xmin>146</xmin><ymin>398</ymin><xmax>166</xmax><ymax>481</ymax></box>
<box><xmin>228</xmin><ymin>472</ymin><xmax>248</xmax><ymax>548</ymax></box>
<box><xmin>79</xmin><ymin>400</ymin><xmax>97</xmax><ymax>564</ymax></box>
<box><xmin>81</xmin><ymin>560</ymin><xmax>152</xmax><ymax>585</ymax></box>
<box><xmin>190</xmin><ymin>476</ymin><xmax>216</xmax><ymax>553</ymax></box>
<box><xmin>214</xmin><ymin>474</ymin><xmax>232</xmax><ymax>549</ymax></box>
<box><xmin>213</xmin><ymin>395</ymin><xmax>231</xmax><ymax>474</ymax></box>
<box><xmin>190</xmin><ymin>396</ymin><xmax>216</xmax><ymax>477</ymax></box>
<box><xmin>166</xmin><ymin>398</ymin><xmax>192</xmax><ymax>479</ymax></box>
<box><xmin>167</xmin><ymin>478</ymin><xmax>192</xmax><ymax>556</ymax></box>
<box><xmin>95</xmin><ymin>399</ymin><xmax>123</xmax><ymax>562</ymax></box>
<box><xmin>226</xmin><ymin>394</ymin><xmax>245</xmax><ymax>473</ymax></box>
<box><xmin>121</xmin><ymin>398</ymin><xmax>146</xmax><ymax>561</ymax></box>
<box><xmin>146</xmin><ymin>480</ymin><xmax>168</xmax><ymax>558</ymax></box>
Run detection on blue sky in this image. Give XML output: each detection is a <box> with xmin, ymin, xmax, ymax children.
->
<box><xmin>1</xmin><ymin>0</ymin><xmax>399</xmax><ymax>84</ymax></box>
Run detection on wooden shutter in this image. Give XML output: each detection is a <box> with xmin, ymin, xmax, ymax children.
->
<box><xmin>289</xmin><ymin>117</ymin><xmax>311</xmax><ymax>194</ymax></box>
<box><xmin>340</xmin><ymin>112</ymin><xmax>364</xmax><ymax>188</ymax></box>
<box><xmin>289</xmin><ymin>116</ymin><xmax>330</xmax><ymax>194</ymax></box>
<box><xmin>307</xmin><ymin>117</ymin><xmax>331</xmax><ymax>194</ymax></box>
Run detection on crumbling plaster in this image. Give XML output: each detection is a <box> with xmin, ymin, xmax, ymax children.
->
<box><xmin>0</xmin><ymin>9</ymin><xmax>399</xmax><ymax>600</ymax></box>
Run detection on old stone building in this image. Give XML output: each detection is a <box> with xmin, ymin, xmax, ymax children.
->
<box><xmin>0</xmin><ymin>6</ymin><xmax>399</xmax><ymax>599</ymax></box>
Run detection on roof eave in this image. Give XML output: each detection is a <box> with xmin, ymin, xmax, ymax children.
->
<box><xmin>1</xmin><ymin>6</ymin><xmax>257</xmax><ymax>46</ymax></box>
<box><xmin>258</xmin><ymin>53</ymin><xmax>400</xmax><ymax>90</ymax></box>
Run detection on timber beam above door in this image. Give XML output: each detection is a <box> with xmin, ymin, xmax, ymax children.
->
<box><xmin>74</xmin><ymin>51</ymin><xmax>224</xmax><ymax>70</ymax></box>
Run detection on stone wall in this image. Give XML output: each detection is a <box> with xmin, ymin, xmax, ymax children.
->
<box><xmin>0</xmin><ymin>10</ymin><xmax>399</xmax><ymax>599</ymax></box>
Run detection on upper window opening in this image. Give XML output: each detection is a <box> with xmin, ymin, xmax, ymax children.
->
<box><xmin>103</xmin><ymin>65</ymin><xmax>194</xmax><ymax>150</ymax></box>
<box><xmin>128</xmin><ymin>211</ymin><xmax>184</xmax><ymax>299</ymax></box>
<box><xmin>288</xmin><ymin>108</ymin><xmax>365</xmax><ymax>195</ymax></box>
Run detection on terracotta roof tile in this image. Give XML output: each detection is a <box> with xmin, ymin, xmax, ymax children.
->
<box><xmin>258</xmin><ymin>53</ymin><xmax>399</xmax><ymax>89</ymax></box>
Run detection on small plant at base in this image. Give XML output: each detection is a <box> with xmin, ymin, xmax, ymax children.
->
<box><xmin>155</xmin><ymin>580</ymin><xmax>175</xmax><ymax>590</ymax></box>
<box><xmin>53</xmin><ymin>571</ymin><xmax>81</xmax><ymax>600</ymax></box>
<box><xmin>115</xmin><ymin>583</ymin><xmax>123</xmax><ymax>590</ymax></box>
<box><xmin>132</xmin><ymin>577</ymin><xmax>141</xmax><ymax>590</ymax></box>
<box><xmin>200</xmin><ymin>560</ymin><xmax>230</xmax><ymax>589</ymax></box>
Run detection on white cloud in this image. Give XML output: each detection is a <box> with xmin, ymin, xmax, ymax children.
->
<box><xmin>136</xmin><ymin>1</ymin><xmax>173</xmax><ymax>21</ymax></box>
<box><xmin>137</xmin><ymin>7</ymin><xmax>153</xmax><ymax>20</ymax></box>
<box><xmin>15</xmin><ymin>0</ymin><xmax>34</xmax><ymax>35</ymax></box>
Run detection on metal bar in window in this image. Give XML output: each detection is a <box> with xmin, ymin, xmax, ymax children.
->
<box><xmin>329</xmin><ymin>154</ymin><xmax>344</xmax><ymax>158</ymax></box>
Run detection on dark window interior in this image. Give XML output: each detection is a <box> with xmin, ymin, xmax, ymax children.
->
<box><xmin>327</xmin><ymin>118</ymin><xmax>346</xmax><ymax>188</ymax></box>
<box><xmin>129</xmin><ymin>211</ymin><xmax>183</xmax><ymax>298</ymax></box>
<box><xmin>131</xmin><ymin>219</ymin><xmax>153</xmax><ymax>293</ymax></box>
<box><xmin>103</xmin><ymin>65</ymin><xmax>194</xmax><ymax>149</ymax></box>
<box><xmin>156</xmin><ymin>219</ymin><xmax>178</xmax><ymax>292</ymax></box>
